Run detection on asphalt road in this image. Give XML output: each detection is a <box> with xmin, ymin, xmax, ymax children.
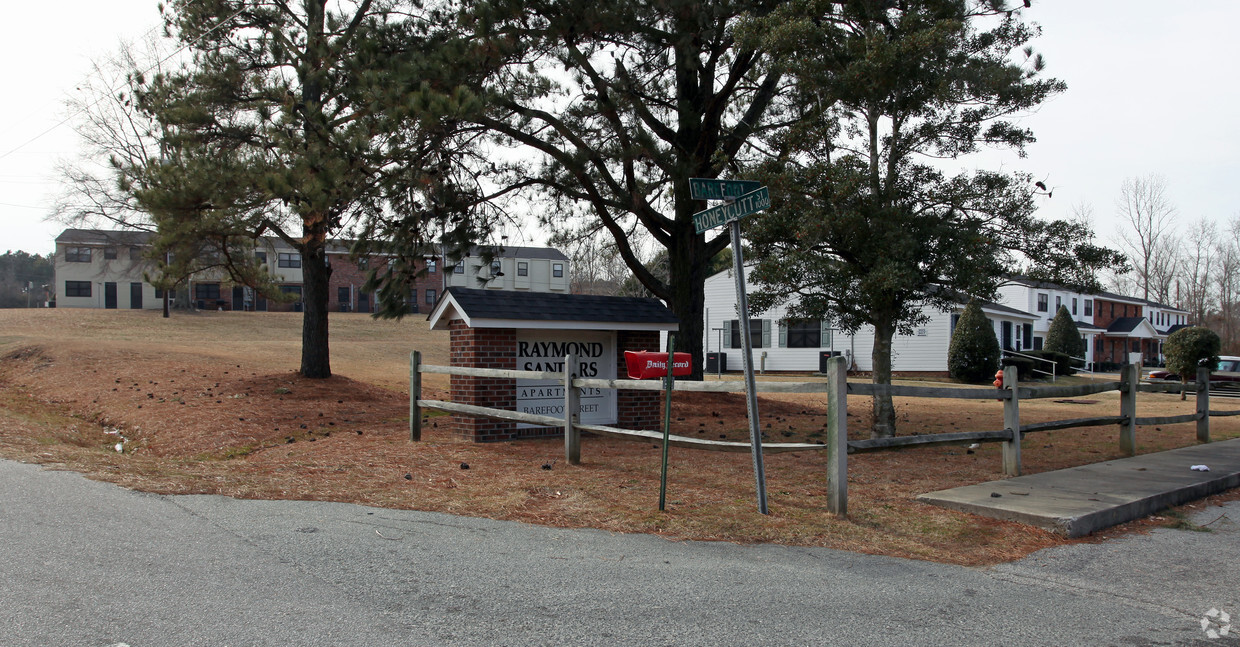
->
<box><xmin>1</xmin><ymin>458</ymin><xmax>1236</xmax><ymax>646</ymax></box>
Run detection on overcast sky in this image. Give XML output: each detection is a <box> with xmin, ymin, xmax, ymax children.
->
<box><xmin>1</xmin><ymin>2</ymin><xmax>1237</xmax><ymax>257</ymax></box>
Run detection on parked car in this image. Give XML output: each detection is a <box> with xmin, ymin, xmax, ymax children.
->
<box><xmin>1147</xmin><ymin>355</ymin><xmax>1240</xmax><ymax>383</ymax></box>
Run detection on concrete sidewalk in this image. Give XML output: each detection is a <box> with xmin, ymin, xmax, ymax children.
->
<box><xmin>918</xmin><ymin>437</ymin><xmax>1240</xmax><ymax>537</ymax></box>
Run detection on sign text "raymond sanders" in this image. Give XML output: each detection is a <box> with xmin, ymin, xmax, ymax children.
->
<box><xmin>519</xmin><ymin>340</ymin><xmax>606</xmax><ymax>376</ymax></box>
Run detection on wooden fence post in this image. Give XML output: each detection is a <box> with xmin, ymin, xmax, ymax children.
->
<box><xmin>1119</xmin><ymin>363</ymin><xmax>1138</xmax><ymax>456</ymax></box>
<box><xmin>1001</xmin><ymin>364</ymin><xmax>1021</xmax><ymax>476</ymax></box>
<box><xmin>409</xmin><ymin>350</ymin><xmax>421</xmax><ymax>442</ymax></box>
<box><xmin>826</xmin><ymin>356</ymin><xmax>848</xmax><ymax>516</ymax></box>
<box><xmin>1197</xmin><ymin>365</ymin><xmax>1211</xmax><ymax>443</ymax></box>
<box><xmin>564</xmin><ymin>352</ymin><xmax>580</xmax><ymax>465</ymax></box>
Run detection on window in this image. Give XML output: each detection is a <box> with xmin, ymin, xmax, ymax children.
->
<box><xmin>1023</xmin><ymin>324</ymin><xmax>1033</xmax><ymax>350</ymax></box>
<box><xmin>66</xmin><ymin>247</ymin><xmax>91</xmax><ymax>263</ymax></box>
<box><xmin>1033</xmin><ymin>336</ymin><xmax>1044</xmax><ymax>351</ymax></box>
<box><xmin>517</xmin><ymin>261</ymin><xmax>528</xmax><ymax>277</ymax></box>
<box><xmin>427</xmin><ymin>259</ymin><xmax>437</xmax><ymax>273</ymax></box>
<box><xmin>64</xmin><ymin>281</ymin><xmax>91</xmax><ymax>297</ymax></box>
<box><xmin>280</xmin><ymin>285</ymin><xmax>302</xmax><ymax>299</ymax></box>
<box><xmin>255</xmin><ymin>251</ymin><xmax>267</xmax><ymax>265</ymax></box>
<box><xmin>1036</xmin><ymin>293</ymin><xmax>1048</xmax><ymax>312</ymax></box>
<box><xmin>337</xmin><ymin>287</ymin><xmax>350</xmax><ymax>305</ymax></box>
<box><xmin>453</xmin><ymin>262</ymin><xmax>464</xmax><ymax>274</ymax></box>
<box><xmin>490</xmin><ymin>260</ymin><xmax>502</xmax><ymax>275</ymax></box>
<box><xmin>357</xmin><ymin>257</ymin><xmax>368</xmax><ymax>270</ymax></box>
<box><xmin>552</xmin><ymin>263</ymin><xmax>564</xmax><ymax>278</ymax></box>
<box><xmin>104</xmin><ymin>247</ymin><xmax>117</xmax><ymax>260</ymax></box>
<box><xmin>1055</xmin><ymin>296</ymin><xmax>1062</xmax><ymax>312</ymax></box>
<box><xmin>1071</xmin><ymin>298</ymin><xmax>1078</xmax><ymax>316</ymax></box>
<box><xmin>729</xmin><ymin>319</ymin><xmax>765</xmax><ymax>349</ymax></box>
<box><xmin>194</xmin><ymin>283</ymin><xmax>221</xmax><ymax>300</ymax></box>
<box><xmin>407</xmin><ymin>289</ymin><xmax>417</xmax><ymax>306</ymax></box>
<box><xmin>129</xmin><ymin>246</ymin><xmax>142</xmax><ymax>261</ymax></box>
<box><xmin>786</xmin><ymin>320</ymin><xmax>821</xmax><ymax>348</ymax></box>
<box><xmin>1084</xmin><ymin>299</ymin><xmax>1093</xmax><ymax>317</ymax></box>
<box><xmin>425</xmin><ymin>289</ymin><xmax>436</xmax><ymax>305</ymax></box>
<box><xmin>278</xmin><ymin>252</ymin><xmax>301</xmax><ymax>268</ymax></box>
<box><xmin>950</xmin><ymin>313</ymin><xmax>961</xmax><ymax>336</ymax></box>
<box><xmin>154</xmin><ymin>287</ymin><xmax>165</xmax><ymax>299</ymax></box>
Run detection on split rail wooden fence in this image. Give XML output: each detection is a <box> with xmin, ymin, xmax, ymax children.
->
<box><xmin>409</xmin><ymin>352</ymin><xmax>1236</xmax><ymax>516</ymax></box>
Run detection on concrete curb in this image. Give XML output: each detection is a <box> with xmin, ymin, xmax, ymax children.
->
<box><xmin>917</xmin><ymin>438</ymin><xmax>1240</xmax><ymax>537</ymax></box>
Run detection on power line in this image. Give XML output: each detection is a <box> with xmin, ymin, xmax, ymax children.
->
<box><xmin>0</xmin><ymin>201</ymin><xmax>49</xmax><ymax>210</ymax></box>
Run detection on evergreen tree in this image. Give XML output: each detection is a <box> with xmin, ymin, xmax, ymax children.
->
<box><xmin>126</xmin><ymin>0</ymin><xmax>488</xmax><ymax>377</ymax></box>
<box><xmin>470</xmin><ymin>0</ymin><xmax>787</xmax><ymax>379</ymax></box>
<box><xmin>948</xmin><ymin>301</ymin><xmax>1000</xmax><ymax>384</ymax></box>
<box><xmin>0</xmin><ymin>252</ymin><xmax>54</xmax><ymax>308</ymax></box>
<box><xmin>741</xmin><ymin>1</ymin><xmax>1125</xmax><ymax>437</ymax></box>
<box><xmin>1044</xmin><ymin>305</ymin><xmax>1085</xmax><ymax>358</ymax></box>
<box><xmin>1164</xmin><ymin>327</ymin><xmax>1221</xmax><ymax>401</ymax></box>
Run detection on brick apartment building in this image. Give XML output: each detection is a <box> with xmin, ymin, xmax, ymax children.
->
<box><xmin>52</xmin><ymin>229</ymin><xmax>570</xmax><ymax>312</ymax></box>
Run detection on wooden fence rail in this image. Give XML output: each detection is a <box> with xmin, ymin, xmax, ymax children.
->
<box><xmin>409</xmin><ymin>352</ymin><xmax>1229</xmax><ymax>516</ymax></box>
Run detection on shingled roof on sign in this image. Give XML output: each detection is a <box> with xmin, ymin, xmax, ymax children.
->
<box><xmin>427</xmin><ymin>287</ymin><xmax>680</xmax><ymax>331</ymax></box>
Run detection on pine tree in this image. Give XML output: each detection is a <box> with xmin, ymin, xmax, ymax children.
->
<box><xmin>948</xmin><ymin>301</ymin><xmax>1001</xmax><ymax>384</ymax></box>
<box><xmin>126</xmin><ymin>0</ymin><xmax>487</xmax><ymax>377</ymax></box>
<box><xmin>470</xmin><ymin>0</ymin><xmax>787</xmax><ymax>379</ymax></box>
<box><xmin>741</xmin><ymin>0</ymin><xmax>1125</xmax><ymax>437</ymax></box>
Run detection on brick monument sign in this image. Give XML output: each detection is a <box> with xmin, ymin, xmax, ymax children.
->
<box><xmin>427</xmin><ymin>287</ymin><xmax>680</xmax><ymax>442</ymax></box>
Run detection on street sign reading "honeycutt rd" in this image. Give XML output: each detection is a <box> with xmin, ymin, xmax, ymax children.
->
<box><xmin>692</xmin><ymin>186</ymin><xmax>770</xmax><ymax>234</ymax></box>
<box><xmin>689</xmin><ymin>178</ymin><xmax>762</xmax><ymax>201</ymax></box>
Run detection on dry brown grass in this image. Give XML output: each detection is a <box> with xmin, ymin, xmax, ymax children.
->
<box><xmin>1</xmin><ymin>308</ymin><xmax>1237</xmax><ymax>566</ymax></box>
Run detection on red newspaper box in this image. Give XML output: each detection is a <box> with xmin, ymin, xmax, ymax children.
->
<box><xmin>624</xmin><ymin>351</ymin><xmax>692</xmax><ymax>379</ymax></box>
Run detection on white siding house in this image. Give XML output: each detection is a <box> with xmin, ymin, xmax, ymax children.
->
<box><xmin>703</xmin><ymin>268</ymin><xmax>1038</xmax><ymax>373</ymax></box>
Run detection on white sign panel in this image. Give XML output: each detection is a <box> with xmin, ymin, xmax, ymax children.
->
<box><xmin>516</xmin><ymin>330</ymin><xmax>617</xmax><ymax>427</ymax></box>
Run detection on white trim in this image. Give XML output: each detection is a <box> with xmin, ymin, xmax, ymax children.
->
<box><xmin>443</xmin><ymin>317</ymin><xmax>676</xmax><ymax>332</ymax></box>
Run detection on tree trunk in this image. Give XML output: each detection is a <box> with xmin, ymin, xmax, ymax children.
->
<box><xmin>668</xmin><ymin>221</ymin><xmax>709</xmax><ymax>380</ymax></box>
<box><xmin>300</xmin><ymin>237</ymin><xmax>332</xmax><ymax>378</ymax></box>
<box><xmin>871</xmin><ymin>320</ymin><xmax>897</xmax><ymax>438</ymax></box>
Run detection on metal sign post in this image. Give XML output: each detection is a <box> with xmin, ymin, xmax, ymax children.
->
<box><xmin>690</xmin><ymin>178</ymin><xmax>770</xmax><ymax>515</ymax></box>
<box><xmin>659</xmin><ymin>333</ymin><xmax>676</xmax><ymax>511</ymax></box>
<box><xmin>728</xmin><ymin>219</ymin><xmax>769</xmax><ymax>514</ymax></box>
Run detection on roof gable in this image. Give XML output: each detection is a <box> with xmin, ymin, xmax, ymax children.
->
<box><xmin>1106</xmin><ymin>316</ymin><xmax>1161</xmax><ymax>337</ymax></box>
<box><xmin>428</xmin><ymin>287</ymin><xmax>679</xmax><ymax>331</ymax></box>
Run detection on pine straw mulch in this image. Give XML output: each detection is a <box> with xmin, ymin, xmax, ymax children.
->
<box><xmin>1</xmin><ymin>335</ymin><xmax>1238</xmax><ymax>567</ymax></box>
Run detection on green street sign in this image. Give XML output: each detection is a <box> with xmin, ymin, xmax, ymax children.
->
<box><xmin>689</xmin><ymin>178</ymin><xmax>762</xmax><ymax>201</ymax></box>
<box><xmin>692</xmin><ymin>187</ymin><xmax>770</xmax><ymax>234</ymax></box>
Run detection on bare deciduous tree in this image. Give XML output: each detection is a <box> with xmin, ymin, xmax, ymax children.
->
<box><xmin>51</xmin><ymin>36</ymin><xmax>170</xmax><ymax>232</ymax></box>
<box><xmin>1215</xmin><ymin>217</ymin><xmax>1240</xmax><ymax>350</ymax></box>
<box><xmin>1114</xmin><ymin>175</ymin><xmax>1177</xmax><ymax>301</ymax></box>
<box><xmin>1179</xmin><ymin>218</ymin><xmax>1216</xmax><ymax>325</ymax></box>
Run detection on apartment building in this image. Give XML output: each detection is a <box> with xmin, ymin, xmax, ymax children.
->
<box><xmin>53</xmin><ymin>229</ymin><xmax>570</xmax><ymax>313</ymax></box>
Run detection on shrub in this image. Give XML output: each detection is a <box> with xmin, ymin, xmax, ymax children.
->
<box><xmin>1026</xmin><ymin>350</ymin><xmax>1075</xmax><ymax>377</ymax></box>
<box><xmin>1044</xmin><ymin>306</ymin><xmax>1086</xmax><ymax>360</ymax></box>
<box><xmin>1164</xmin><ymin>327</ymin><xmax>1221</xmax><ymax>399</ymax></box>
<box><xmin>948</xmin><ymin>300</ymin><xmax>1001</xmax><ymax>383</ymax></box>
<box><xmin>1001</xmin><ymin>356</ymin><xmax>1035</xmax><ymax>380</ymax></box>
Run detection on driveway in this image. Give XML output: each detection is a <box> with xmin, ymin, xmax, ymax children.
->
<box><xmin>1</xmin><ymin>459</ymin><xmax>1235</xmax><ymax>646</ymax></box>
